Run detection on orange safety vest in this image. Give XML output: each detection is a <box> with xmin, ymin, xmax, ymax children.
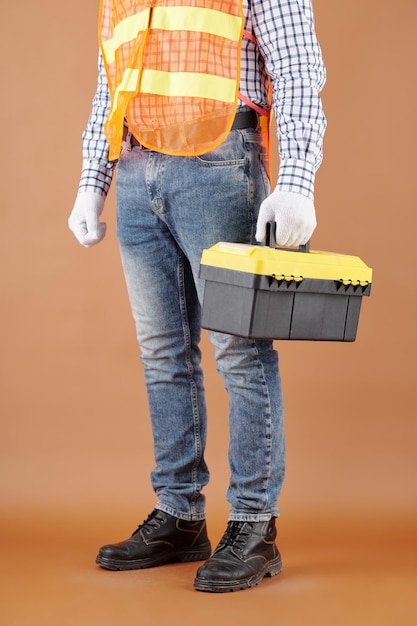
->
<box><xmin>99</xmin><ymin>0</ymin><xmax>252</xmax><ymax>159</ymax></box>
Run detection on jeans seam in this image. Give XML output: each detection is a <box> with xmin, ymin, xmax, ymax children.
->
<box><xmin>253</xmin><ymin>342</ymin><xmax>273</xmax><ymax>513</ymax></box>
<box><xmin>240</xmin><ymin>130</ymin><xmax>258</xmax><ymax>234</ymax></box>
<box><xmin>177</xmin><ymin>252</ymin><xmax>202</xmax><ymax>514</ymax></box>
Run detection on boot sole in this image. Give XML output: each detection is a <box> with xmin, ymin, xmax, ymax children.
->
<box><xmin>96</xmin><ymin>543</ymin><xmax>212</xmax><ymax>571</ymax></box>
<box><xmin>194</xmin><ymin>554</ymin><xmax>282</xmax><ymax>593</ymax></box>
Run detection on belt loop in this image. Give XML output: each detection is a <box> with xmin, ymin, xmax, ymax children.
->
<box><xmin>121</xmin><ymin>127</ymin><xmax>133</xmax><ymax>156</ymax></box>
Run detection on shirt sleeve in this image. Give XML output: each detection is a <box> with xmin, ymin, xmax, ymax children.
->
<box><xmin>78</xmin><ymin>52</ymin><xmax>115</xmax><ymax>197</ymax></box>
<box><xmin>251</xmin><ymin>0</ymin><xmax>327</xmax><ymax>199</ymax></box>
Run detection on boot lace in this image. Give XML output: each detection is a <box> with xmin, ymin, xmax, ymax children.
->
<box><xmin>218</xmin><ymin>521</ymin><xmax>255</xmax><ymax>552</ymax></box>
<box><xmin>132</xmin><ymin>510</ymin><xmax>167</xmax><ymax>537</ymax></box>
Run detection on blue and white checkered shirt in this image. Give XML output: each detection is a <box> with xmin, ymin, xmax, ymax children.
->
<box><xmin>79</xmin><ymin>0</ymin><xmax>326</xmax><ymax>200</ymax></box>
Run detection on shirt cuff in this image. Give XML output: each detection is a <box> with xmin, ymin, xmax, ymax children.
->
<box><xmin>78</xmin><ymin>160</ymin><xmax>115</xmax><ymax>197</ymax></box>
<box><xmin>276</xmin><ymin>159</ymin><xmax>316</xmax><ymax>200</ymax></box>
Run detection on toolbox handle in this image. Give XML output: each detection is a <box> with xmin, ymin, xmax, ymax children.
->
<box><xmin>265</xmin><ymin>222</ymin><xmax>310</xmax><ymax>253</ymax></box>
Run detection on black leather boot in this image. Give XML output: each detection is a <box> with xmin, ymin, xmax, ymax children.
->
<box><xmin>96</xmin><ymin>509</ymin><xmax>211</xmax><ymax>570</ymax></box>
<box><xmin>194</xmin><ymin>518</ymin><xmax>282</xmax><ymax>592</ymax></box>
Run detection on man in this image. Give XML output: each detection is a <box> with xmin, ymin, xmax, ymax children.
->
<box><xmin>69</xmin><ymin>0</ymin><xmax>326</xmax><ymax>592</ymax></box>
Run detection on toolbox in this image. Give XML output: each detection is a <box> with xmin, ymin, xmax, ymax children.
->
<box><xmin>199</xmin><ymin>224</ymin><xmax>372</xmax><ymax>341</ymax></box>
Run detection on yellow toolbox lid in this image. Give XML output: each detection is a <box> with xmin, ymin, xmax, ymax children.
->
<box><xmin>200</xmin><ymin>243</ymin><xmax>373</xmax><ymax>287</ymax></box>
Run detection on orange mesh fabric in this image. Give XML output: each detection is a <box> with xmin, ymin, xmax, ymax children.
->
<box><xmin>99</xmin><ymin>0</ymin><xmax>244</xmax><ymax>158</ymax></box>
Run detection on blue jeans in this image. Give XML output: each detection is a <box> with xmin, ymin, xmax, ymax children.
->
<box><xmin>116</xmin><ymin>128</ymin><xmax>285</xmax><ymax>522</ymax></box>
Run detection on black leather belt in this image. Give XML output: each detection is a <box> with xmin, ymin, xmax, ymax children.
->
<box><xmin>230</xmin><ymin>108</ymin><xmax>259</xmax><ymax>130</ymax></box>
<box><xmin>124</xmin><ymin>109</ymin><xmax>258</xmax><ymax>148</ymax></box>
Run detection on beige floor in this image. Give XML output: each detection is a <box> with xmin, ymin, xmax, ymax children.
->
<box><xmin>1</xmin><ymin>507</ymin><xmax>416</xmax><ymax>626</ymax></box>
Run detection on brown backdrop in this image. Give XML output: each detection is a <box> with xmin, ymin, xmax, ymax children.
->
<box><xmin>0</xmin><ymin>2</ymin><xmax>416</xmax><ymax>623</ymax></box>
<box><xmin>0</xmin><ymin>0</ymin><xmax>417</xmax><ymax>626</ymax></box>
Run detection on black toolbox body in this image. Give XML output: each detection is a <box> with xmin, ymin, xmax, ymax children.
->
<box><xmin>199</xmin><ymin>235</ymin><xmax>372</xmax><ymax>342</ymax></box>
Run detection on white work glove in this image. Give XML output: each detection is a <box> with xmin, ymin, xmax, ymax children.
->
<box><xmin>255</xmin><ymin>190</ymin><xmax>317</xmax><ymax>247</ymax></box>
<box><xmin>68</xmin><ymin>191</ymin><xmax>106</xmax><ymax>248</ymax></box>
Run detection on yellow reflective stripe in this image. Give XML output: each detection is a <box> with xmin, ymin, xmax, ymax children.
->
<box><xmin>151</xmin><ymin>7</ymin><xmax>242</xmax><ymax>41</ymax></box>
<box><xmin>140</xmin><ymin>69</ymin><xmax>236</xmax><ymax>103</ymax></box>
<box><xmin>110</xmin><ymin>64</ymin><xmax>237</xmax><ymax>117</ymax></box>
<box><xmin>103</xmin><ymin>6</ymin><xmax>242</xmax><ymax>63</ymax></box>
<box><xmin>102</xmin><ymin>9</ymin><xmax>150</xmax><ymax>63</ymax></box>
<box><xmin>110</xmin><ymin>68</ymin><xmax>140</xmax><ymax>115</ymax></box>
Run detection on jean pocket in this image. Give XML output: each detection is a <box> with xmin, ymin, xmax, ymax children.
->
<box><xmin>194</xmin><ymin>153</ymin><xmax>248</xmax><ymax>167</ymax></box>
<box><xmin>193</xmin><ymin>134</ymin><xmax>249</xmax><ymax>167</ymax></box>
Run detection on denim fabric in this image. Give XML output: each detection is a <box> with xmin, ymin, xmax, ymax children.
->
<box><xmin>116</xmin><ymin>129</ymin><xmax>285</xmax><ymax>522</ymax></box>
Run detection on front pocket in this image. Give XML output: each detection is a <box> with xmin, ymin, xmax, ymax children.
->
<box><xmin>193</xmin><ymin>132</ymin><xmax>248</xmax><ymax>166</ymax></box>
<box><xmin>194</xmin><ymin>154</ymin><xmax>248</xmax><ymax>167</ymax></box>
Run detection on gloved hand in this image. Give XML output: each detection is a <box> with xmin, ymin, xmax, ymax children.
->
<box><xmin>255</xmin><ymin>190</ymin><xmax>317</xmax><ymax>247</ymax></box>
<box><xmin>68</xmin><ymin>191</ymin><xmax>106</xmax><ymax>247</ymax></box>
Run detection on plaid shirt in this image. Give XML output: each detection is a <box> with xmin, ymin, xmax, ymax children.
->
<box><xmin>79</xmin><ymin>0</ymin><xmax>326</xmax><ymax>200</ymax></box>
